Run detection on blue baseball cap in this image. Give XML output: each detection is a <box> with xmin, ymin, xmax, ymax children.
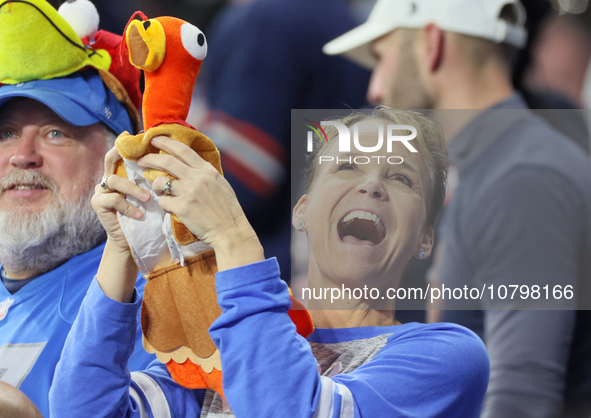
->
<box><xmin>0</xmin><ymin>70</ymin><xmax>134</xmax><ymax>134</ymax></box>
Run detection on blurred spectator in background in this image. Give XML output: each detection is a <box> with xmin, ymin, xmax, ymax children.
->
<box><xmin>514</xmin><ymin>0</ymin><xmax>590</xmax><ymax>153</ymax></box>
<box><xmin>195</xmin><ymin>0</ymin><xmax>371</xmax><ymax>280</ymax></box>
<box><xmin>524</xmin><ymin>5</ymin><xmax>591</xmax><ymax>109</ymax></box>
<box><xmin>586</xmin><ymin>45</ymin><xmax>591</xmax><ymax>108</ymax></box>
<box><xmin>524</xmin><ymin>2</ymin><xmax>591</xmax><ymax>154</ymax></box>
<box><xmin>324</xmin><ymin>0</ymin><xmax>591</xmax><ymax>417</ymax></box>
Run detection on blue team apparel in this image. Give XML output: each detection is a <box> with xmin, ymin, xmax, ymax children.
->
<box><xmin>0</xmin><ymin>243</ymin><xmax>155</xmax><ymax>417</ymax></box>
<box><xmin>51</xmin><ymin>258</ymin><xmax>490</xmax><ymax>417</ymax></box>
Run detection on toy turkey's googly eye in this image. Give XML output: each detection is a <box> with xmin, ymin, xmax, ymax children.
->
<box><xmin>181</xmin><ymin>23</ymin><xmax>207</xmax><ymax>61</ymax></box>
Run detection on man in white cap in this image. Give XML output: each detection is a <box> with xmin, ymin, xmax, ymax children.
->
<box><xmin>325</xmin><ymin>1</ymin><xmax>591</xmax><ymax>416</ymax></box>
<box><xmin>324</xmin><ymin>0</ymin><xmax>527</xmax><ymax>108</ymax></box>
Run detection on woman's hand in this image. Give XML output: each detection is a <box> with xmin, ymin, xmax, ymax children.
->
<box><xmin>138</xmin><ymin>136</ymin><xmax>264</xmax><ymax>271</ymax></box>
<box><xmin>91</xmin><ymin>147</ymin><xmax>151</xmax><ymax>254</ymax></box>
<box><xmin>92</xmin><ymin>146</ymin><xmax>151</xmax><ymax>303</ymax></box>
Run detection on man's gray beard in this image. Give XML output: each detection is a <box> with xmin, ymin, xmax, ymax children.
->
<box><xmin>0</xmin><ymin>170</ymin><xmax>106</xmax><ymax>276</ymax></box>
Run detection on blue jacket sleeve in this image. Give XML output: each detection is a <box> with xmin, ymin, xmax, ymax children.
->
<box><xmin>49</xmin><ymin>278</ymin><xmax>204</xmax><ymax>418</ymax></box>
<box><xmin>210</xmin><ymin>258</ymin><xmax>490</xmax><ymax>417</ymax></box>
<box><xmin>49</xmin><ymin>278</ymin><xmax>145</xmax><ymax>417</ymax></box>
<box><xmin>209</xmin><ymin>258</ymin><xmax>322</xmax><ymax>417</ymax></box>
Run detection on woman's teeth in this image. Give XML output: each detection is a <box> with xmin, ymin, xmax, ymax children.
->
<box><xmin>341</xmin><ymin>210</ymin><xmax>385</xmax><ymax>234</ymax></box>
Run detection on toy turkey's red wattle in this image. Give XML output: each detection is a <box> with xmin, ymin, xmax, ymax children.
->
<box><xmin>114</xmin><ymin>12</ymin><xmax>314</xmax><ymax>397</ymax></box>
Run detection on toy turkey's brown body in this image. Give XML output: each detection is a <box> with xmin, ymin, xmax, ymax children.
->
<box><xmin>116</xmin><ymin>12</ymin><xmax>314</xmax><ymax>399</ymax></box>
<box><xmin>116</xmin><ymin>13</ymin><xmax>225</xmax><ymax>395</ymax></box>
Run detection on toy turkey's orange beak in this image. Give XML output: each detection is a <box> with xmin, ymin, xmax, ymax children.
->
<box><xmin>125</xmin><ymin>17</ymin><xmax>166</xmax><ymax>72</ymax></box>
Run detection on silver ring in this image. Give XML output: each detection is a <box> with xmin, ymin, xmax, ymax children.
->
<box><xmin>100</xmin><ymin>175</ymin><xmax>112</xmax><ymax>192</ymax></box>
<box><xmin>164</xmin><ymin>179</ymin><xmax>173</xmax><ymax>196</ymax></box>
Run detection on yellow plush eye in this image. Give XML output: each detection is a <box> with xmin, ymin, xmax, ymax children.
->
<box><xmin>181</xmin><ymin>23</ymin><xmax>207</xmax><ymax>61</ymax></box>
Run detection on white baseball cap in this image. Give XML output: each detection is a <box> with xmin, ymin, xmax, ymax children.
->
<box><xmin>323</xmin><ymin>0</ymin><xmax>527</xmax><ymax>69</ymax></box>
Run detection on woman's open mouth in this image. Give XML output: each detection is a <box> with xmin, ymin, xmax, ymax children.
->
<box><xmin>337</xmin><ymin>210</ymin><xmax>386</xmax><ymax>245</ymax></box>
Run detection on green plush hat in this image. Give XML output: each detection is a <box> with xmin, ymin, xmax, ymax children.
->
<box><xmin>0</xmin><ymin>0</ymin><xmax>111</xmax><ymax>83</ymax></box>
<box><xmin>0</xmin><ymin>0</ymin><xmax>143</xmax><ymax>133</ymax></box>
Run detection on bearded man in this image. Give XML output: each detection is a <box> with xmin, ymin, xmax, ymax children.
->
<box><xmin>0</xmin><ymin>70</ymin><xmax>154</xmax><ymax>417</ymax></box>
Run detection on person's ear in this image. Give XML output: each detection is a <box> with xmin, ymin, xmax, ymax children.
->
<box><xmin>423</xmin><ymin>23</ymin><xmax>445</xmax><ymax>73</ymax></box>
<box><xmin>292</xmin><ymin>194</ymin><xmax>309</xmax><ymax>232</ymax></box>
<box><xmin>417</xmin><ymin>226</ymin><xmax>434</xmax><ymax>259</ymax></box>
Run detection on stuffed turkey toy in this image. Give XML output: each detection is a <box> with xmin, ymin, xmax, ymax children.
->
<box><xmin>112</xmin><ymin>11</ymin><xmax>315</xmax><ymax>397</ymax></box>
<box><xmin>112</xmin><ymin>11</ymin><xmax>231</xmax><ymax>394</ymax></box>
